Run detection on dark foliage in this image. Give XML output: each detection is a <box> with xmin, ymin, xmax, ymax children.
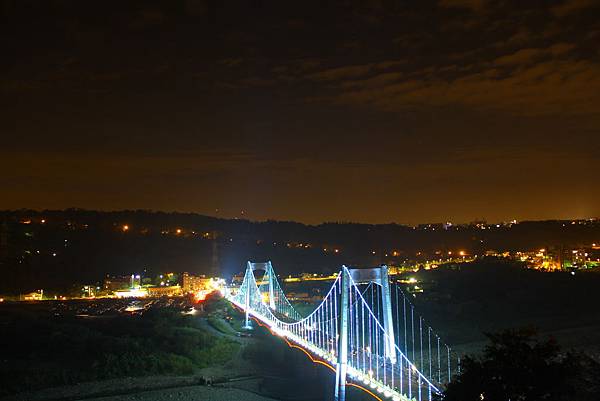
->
<box><xmin>0</xmin><ymin>307</ymin><xmax>239</xmax><ymax>395</ymax></box>
<box><xmin>443</xmin><ymin>328</ymin><xmax>600</xmax><ymax>401</ymax></box>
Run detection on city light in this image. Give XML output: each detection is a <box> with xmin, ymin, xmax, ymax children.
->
<box><xmin>115</xmin><ymin>288</ymin><xmax>147</xmax><ymax>298</ymax></box>
<box><xmin>122</xmin><ymin>224</ymin><xmax>129</xmax><ymax>231</ymax></box>
<box><xmin>124</xmin><ymin>304</ymin><xmax>144</xmax><ymax>312</ymax></box>
<box><xmin>194</xmin><ymin>290</ymin><xmax>210</xmax><ymax>302</ymax></box>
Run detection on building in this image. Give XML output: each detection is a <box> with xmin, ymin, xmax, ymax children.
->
<box><xmin>81</xmin><ymin>285</ymin><xmax>97</xmax><ymax>298</ymax></box>
<box><xmin>231</xmin><ymin>273</ymin><xmax>244</xmax><ymax>285</ymax></box>
<box><xmin>104</xmin><ymin>274</ymin><xmax>140</xmax><ymax>291</ymax></box>
<box><xmin>21</xmin><ymin>290</ymin><xmax>43</xmax><ymax>301</ymax></box>
<box><xmin>114</xmin><ymin>288</ymin><xmax>147</xmax><ymax>298</ymax></box>
<box><xmin>182</xmin><ymin>272</ymin><xmax>212</xmax><ymax>293</ymax></box>
<box><xmin>104</xmin><ymin>276</ymin><xmax>131</xmax><ymax>291</ymax></box>
<box><xmin>287</xmin><ymin>292</ymin><xmax>323</xmax><ymax>303</ymax></box>
<box><xmin>147</xmin><ymin>285</ymin><xmax>182</xmax><ymax>297</ymax></box>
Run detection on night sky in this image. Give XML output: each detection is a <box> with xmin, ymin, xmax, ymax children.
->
<box><xmin>1</xmin><ymin>0</ymin><xmax>599</xmax><ymax>224</ymax></box>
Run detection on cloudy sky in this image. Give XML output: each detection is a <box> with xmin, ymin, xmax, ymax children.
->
<box><xmin>1</xmin><ymin>0</ymin><xmax>599</xmax><ymax>224</ymax></box>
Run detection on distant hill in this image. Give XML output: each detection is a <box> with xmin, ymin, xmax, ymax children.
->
<box><xmin>0</xmin><ymin>209</ymin><xmax>598</xmax><ymax>293</ymax></box>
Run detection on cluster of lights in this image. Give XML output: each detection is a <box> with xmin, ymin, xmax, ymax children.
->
<box><xmin>121</xmin><ymin>225</ymin><xmax>203</xmax><ymax>236</ymax></box>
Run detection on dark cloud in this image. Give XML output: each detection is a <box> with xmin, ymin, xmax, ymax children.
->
<box><xmin>308</xmin><ymin>64</ymin><xmax>375</xmax><ymax>81</ymax></box>
<box><xmin>551</xmin><ymin>0</ymin><xmax>598</xmax><ymax>17</ymax></box>
<box><xmin>320</xmin><ymin>57</ymin><xmax>600</xmax><ymax>116</ymax></box>
<box><xmin>1</xmin><ymin>0</ymin><xmax>599</xmax><ymax>224</ymax></box>
<box><xmin>438</xmin><ymin>0</ymin><xmax>487</xmax><ymax>11</ymax></box>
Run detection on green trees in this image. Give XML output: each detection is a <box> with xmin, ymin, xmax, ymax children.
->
<box><xmin>443</xmin><ymin>329</ymin><xmax>600</xmax><ymax>401</ymax></box>
<box><xmin>0</xmin><ymin>308</ymin><xmax>238</xmax><ymax>395</ymax></box>
<box><xmin>203</xmin><ymin>293</ymin><xmax>231</xmax><ymax>314</ymax></box>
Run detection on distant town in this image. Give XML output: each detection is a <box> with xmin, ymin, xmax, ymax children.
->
<box><xmin>5</xmin><ymin>244</ymin><xmax>599</xmax><ymax>303</ymax></box>
<box><xmin>0</xmin><ymin>209</ymin><xmax>598</xmax><ymax>302</ymax></box>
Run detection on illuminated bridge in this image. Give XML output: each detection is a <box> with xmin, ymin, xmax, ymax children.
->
<box><xmin>225</xmin><ymin>261</ymin><xmax>459</xmax><ymax>401</ymax></box>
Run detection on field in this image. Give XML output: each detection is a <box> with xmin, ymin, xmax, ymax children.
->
<box><xmin>0</xmin><ymin>299</ymin><xmax>242</xmax><ymax>397</ymax></box>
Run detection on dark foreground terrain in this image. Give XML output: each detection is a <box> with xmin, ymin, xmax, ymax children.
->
<box><xmin>406</xmin><ymin>259</ymin><xmax>600</xmax><ymax>360</ymax></box>
<box><xmin>0</xmin><ymin>298</ymin><xmax>239</xmax><ymax>397</ymax></box>
<box><xmin>2</xmin><ymin>261</ymin><xmax>600</xmax><ymax>400</ymax></box>
<box><xmin>0</xmin><ymin>295</ymin><xmax>373</xmax><ymax>401</ymax></box>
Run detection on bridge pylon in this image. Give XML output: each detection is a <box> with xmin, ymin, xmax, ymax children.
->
<box><xmin>267</xmin><ymin>261</ymin><xmax>276</xmax><ymax>310</ymax></box>
<box><xmin>244</xmin><ymin>261</ymin><xmax>278</xmax><ymax>328</ymax></box>
<box><xmin>335</xmin><ymin>265</ymin><xmax>397</xmax><ymax>401</ymax></box>
<box><xmin>335</xmin><ymin>266</ymin><xmax>350</xmax><ymax>401</ymax></box>
<box><xmin>243</xmin><ymin>262</ymin><xmax>253</xmax><ymax>329</ymax></box>
<box><xmin>347</xmin><ymin>265</ymin><xmax>397</xmax><ymax>363</ymax></box>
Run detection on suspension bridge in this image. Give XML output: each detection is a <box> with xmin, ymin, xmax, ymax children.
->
<box><xmin>224</xmin><ymin>261</ymin><xmax>459</xmax><ymax>401</ymax></box>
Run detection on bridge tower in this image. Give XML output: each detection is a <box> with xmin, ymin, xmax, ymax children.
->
<box><xmin>266</xmin><ymin>261</ymin><xmax>276</xmax><ymax>310</ymax></box>
<box><xmin>335</xmin><ymin>265</ymin><xmax>397</xmax><ymax>401</ymax></box>
<box><xmin>347</xmin><ymin>265</ymin><xmax>396</xmax><ymax>363</ymax></box>
<box><xmin>243</xmin><ymin>262</ymin><xmax>252</xmax><ymax>329</ymax></box>
<box><xmin>244</xmin><ymin>261</ymin><xmax>277</xmax><ymax>328</ymax></box>
<box><xmin>335</xmin><ymin>266</ymin><xmax>350</xmax><ymax>401</ymax></box>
